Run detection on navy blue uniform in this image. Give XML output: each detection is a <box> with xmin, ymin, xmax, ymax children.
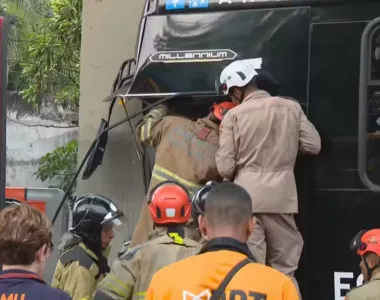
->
<box><xmin>0</xmin><ymin>269</ymin><xmax>71</xmax><ymax>300</ymax></box>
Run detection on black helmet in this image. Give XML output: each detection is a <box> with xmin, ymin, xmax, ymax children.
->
<box><xmin>70</xmin><ymin>194</ymin><xmax>123</xmax><ymax>252</ymax></box>
<box><xmin>3</xmin><ymin>198</ymin><xmax>22</xmax><ymax>209</ymax></box>
<box><xmin>191</xmin><ymin>181</ymin><xmax>218</xmax><ymax>224</ymax></box>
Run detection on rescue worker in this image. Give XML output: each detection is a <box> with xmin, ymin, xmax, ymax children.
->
<box><xmin>130</xmin><ymin>101</ymin><xmax>236</xmax><ymax>247</ymax></box>
<box><xmin>191</xmin><ymin>180</ymin><xmax>218</xmax><ymax>243</ymax></box>
<box><xmin>94</xmin><ymin>181</ymin><xmax>202</xmax><ymax>300</ymax></box>
<box><xmin>216</xmin><ymin>58</ymin><xmax>321</xmax><ymax>291</ymax></box>
<box><xmin>345</xmin><ymin>229</ymin><xmax>380</xmax><ymax>299</ymax></box>
<box><xmin>0</xmin><ymin>203</ymin><xmax>71</xmax><ymax>299</ymax></box>
<box><xmin>146</xmin><ymin>182</ymin><xmax>299</xmax><ymax>300</ymax></box>
<box><xmin>52</xmin><ymin>194</ymin><xmax>123</xmax><ymax>300</ymax></box>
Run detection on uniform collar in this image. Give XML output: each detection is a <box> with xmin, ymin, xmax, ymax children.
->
<box><xmin>370</xmin><ymin>271</ymin><xmax>380</xmax><ymax>282</ymax></box>
<box><xmin>242</xmin><ymin>90</ymin><xmax>271</xmax><ymax>103</ymax></box>
<box><xmin>197</xmin><ymin>117</ymin><xmax>219</xmax><ymax>131</ymax></box>
<box><xmin>0</xmin><ymin>269</ymin><xmax>45</xmax><ymax>284</ymax></box>
<box><xmin>198</xmin><ymin>237</ymin><xmax>256</xmax><ymax>261</ymax></box>
<box><xmin>148</xmin><ymin>226</ymin><xmax>185</xmax><ymax>240</ymax></box>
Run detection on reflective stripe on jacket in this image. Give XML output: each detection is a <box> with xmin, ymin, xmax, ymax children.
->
<box><xmin>94</xmin><ymin>227</ymin><xmax>202</xmax><ymax>300</ymax></box>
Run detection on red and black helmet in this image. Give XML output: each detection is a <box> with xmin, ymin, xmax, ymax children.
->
<box><xmin>148</xmin><ymin>181</ymin><xmax>192</xmax><ymax>225</ymax></box>
<box><xmin>350</xmin><ymin>229</ymin><xmax>380</xmax><ymax>257</ymax></box>
<box><xmin>212</xmin><ymin>101</ymin><xmax>236</xmax><ymax>121</ymax></box>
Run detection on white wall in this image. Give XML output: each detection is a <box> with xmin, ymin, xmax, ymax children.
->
<box><xmin>5</xmin><ymin>93</ymin><xmax>78</xmax><ymax>187</ymax></box>
<box><xmin>78</xmin><ymin>0</ymin><xmax>146</xmax><ymax>260</ymax></box>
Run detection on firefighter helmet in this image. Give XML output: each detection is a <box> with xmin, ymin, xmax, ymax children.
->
<box><xmin>212</xmin><ymin>102</ymin><xmax>236</xmax><ymax>121</ymax></box>
<box><xmin>191</xmin><ymin>181</ymin><xmax>218</xmax><ymax>223</ymax></box>
<box><xmin>148</xmin><ymin>181</ymin><xmax>191</xmax><ymax>225</ymax></box>
<box><xmin>70</xmin><ymin>194</ymin><xmax>123</xmax><ymax>251</ymax></box>
<box><xmin>350</xmin><ymin>229</ymin><xmax>380</xmax><ymax>257</ymax></box>
<box><xmin>219</xmin><ymin>58</ymin><xmax>262</xmax><ymax>95</ymax></box>
<box><xmin>4</xmin><ymin>198</ymin><xmax>22</xmax><ymax>208</ymax></box>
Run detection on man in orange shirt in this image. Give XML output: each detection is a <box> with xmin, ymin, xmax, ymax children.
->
<box><xmin>146</xmin><ymin>182</ymin><xmax>299</xmax><ymax>300</ymax></box>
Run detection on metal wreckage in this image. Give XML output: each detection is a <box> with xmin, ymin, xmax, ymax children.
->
<box><xmin>2</xmin><ymin>0</ymin><xmax>380</xmax><ymax>299</ymax></box>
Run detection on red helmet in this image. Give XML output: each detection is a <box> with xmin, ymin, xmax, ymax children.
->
<box><xmin>350</xmin><ymin>229</ymin><xmax>380</xmax><ymax>257</ymax></box>
<box><xmin>148</xmin><ymin>181</ymin><xmax>192</xmax><ymax>225</ymax></box>
<box><xmin>212</xmin><ymin>101</ymin><xmax>236</xmax><ymax>121</ymax></box>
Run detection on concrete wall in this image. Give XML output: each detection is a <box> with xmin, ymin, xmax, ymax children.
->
<box><xmin>78</xmin><ymin>0</ymin><xmax>146</xmax><ymax>260</ymax></box>
<box><xmin>6</xmin><ymin>92</ymin><xmax>78</xmax><ymax>187</ymax></box>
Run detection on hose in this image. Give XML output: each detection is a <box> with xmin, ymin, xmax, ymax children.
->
<box><xmin>51</xmin><ymin>91</ymin><xmax>214</xmax><ymax>224</ymax></box>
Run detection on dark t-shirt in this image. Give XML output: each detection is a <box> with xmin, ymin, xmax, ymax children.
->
<box><xmin>0</xmin><ymin>269</ymin><xmax>71</xmax><ymax>300</ymax></box>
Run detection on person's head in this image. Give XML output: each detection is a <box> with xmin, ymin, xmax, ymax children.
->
<box><xmin>198</xmin><ymin>182</ymin><xmax>255</xmax><ymax>243</ymax></box>
<box><xmin>219</xmin><ymin>58</ymin><xmax>262</xmax><ymax>104</ymax></box>
<box><xmin>0</xmin><ymin>204</ymin><xmax>53</xmax><ymax>277</ymax></box>
<box><xmin>70</xmin><ymin>194</ymin><xmax>123</xmax><ymax>252</ymax></box>
<box><xmin>148</xmin><ymin>181</ymin><xmax>192</xmax><ymax>227</ymax></box>
<box><xmin>191</xmin><ymin>181</ymin><xmax>218</xmax><ymax>235</ymax></box>
<box><xmin>350</xmin><ymin>229</ymin><xmax>380</xmax><ymax>282</ymax></box>
<box><xmin>209</xmin><ymin>101</ymin><xmax>236</xmax><ymax>125</ymax></box>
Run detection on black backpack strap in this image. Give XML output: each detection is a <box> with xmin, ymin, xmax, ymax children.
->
<box><xmin>210</xmin><ymin>258</ymin><xmax>252</xmax><ymax>300</ymax></box>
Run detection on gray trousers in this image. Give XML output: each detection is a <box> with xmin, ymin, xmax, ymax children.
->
<box><xmin>247</xmin><ymin>213</ymin><xmax>303</xmax><ymax>298</ymax></box>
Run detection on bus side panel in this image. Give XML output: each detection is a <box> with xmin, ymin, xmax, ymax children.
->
<box><xmin>308</xmin><ymin>18</ymin><xmax>380</xmax><ymax>299</ymax></box>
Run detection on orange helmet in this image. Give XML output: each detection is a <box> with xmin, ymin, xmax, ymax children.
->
<box><xmin>148</xmin><ymin>181</ymin><xmax>192</xmax><ymax>225</ymax></box>
<box><xmin>212</xmin><ymin>101</ymin><xmax>236</xmax><ymax>121</ymax></box>
<box><xmin>350</xmin><ymin>229</ymin><xmax>380</xmax><ymax>257</ymax></box>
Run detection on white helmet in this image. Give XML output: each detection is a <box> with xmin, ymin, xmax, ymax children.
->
<box><xmin>219</xmin><ymin>58</ymin><xmax>263</xmax><ymax>95</ymax></box>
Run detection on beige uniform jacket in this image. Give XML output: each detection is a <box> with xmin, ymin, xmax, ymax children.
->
<box><xmin>94</xmin><ymin>227</ymin><xmax>202</xmax><ymax>300</ymax></box>
<box><xmin>130</xmin><ymin>105</ymin><xmax>222</xmax><ymax>247</ymax></box>
<box><xmin>216</xmin><ymin>90</ymin><xmax>321</xmax><ymax>213</ymax></box>
<box><xmin>52</xmin><ymin>234</ymin><xmax>110</xmax><ymax>300</ymax></box>
<box><xmin>345</xmin><ymin>272</ymin><xmax>380</xmax><ymax>300</ymax></box>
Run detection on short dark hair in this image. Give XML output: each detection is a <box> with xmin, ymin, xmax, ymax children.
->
<box><xmin>0</xmin><ymin>204</ymin><xmax>53</xmax><ymax>265</ymax></box>
<box><xmin>204</xmin><ymin>182</ymin><xmax>252</xmax><ymax>227</ymax></box>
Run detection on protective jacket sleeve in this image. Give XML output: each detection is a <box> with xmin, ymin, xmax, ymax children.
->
<box><xmin>215</xmin><ymin>111</ymin><xmax>237</xmax><ymax>181</ymax></box>
<box><xmin>62</xmin><ymin>265</ymin><xmax>96</xmax><ymax>300</ymax></box>
<box><xmin>136</xmin><ymin>104</ymin><xmax>170</xmax><ymax>147</ymax></box>
<box><xmin>298</xmin><ymin>104</ymin><xmax>321</xmax><ymax>155</ymax></box>
<box><xmin>94</xmin><ymin>246</ymin><xmax>141</xmax><ymax>300</ymax></box>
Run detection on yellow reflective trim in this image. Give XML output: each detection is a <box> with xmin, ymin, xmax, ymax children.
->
<box><xmin>100</xmin><ymin>275</ymin><xmax>131</xmax><ymax>298</ymax></box>
<box><xmin>168</xmin><ymin>232</ymin><xmax>184</xmax><ymax>245</ymax></box>
<box><xmin>153</xmin><ymin>165</ymin><xmax>201</xmax><ymax>189</ymax></box>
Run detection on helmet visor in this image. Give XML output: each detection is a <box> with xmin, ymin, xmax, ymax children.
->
<box><xmin>350</xmin><ymin>230</ymin><xmax>367</xmax><ymax>253</ymax></box>
<box><xmin>101</xmin><ymin>202</ymin><xmax>124</xmax><ymax>229</ymax></box>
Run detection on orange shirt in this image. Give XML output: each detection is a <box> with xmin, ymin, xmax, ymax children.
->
<box><xmin>146</xmin><ymin>249</ymin><xmax>299</xmax><ymax>300</ymax></box>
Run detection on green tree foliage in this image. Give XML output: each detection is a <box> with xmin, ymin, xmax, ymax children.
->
<box><xmin>2</xmin><ymin>0</ymin><xmax>82</xmax><ymax>192</ymax></box>
<box><xmin>20</xmin><ymin>0</ymin><xmax>82</xmax><ymax>110</ymax></box>
<box><xmin>34</xmin><ymin>140</ymin><xmax>78</xmax><ymax>192</ymax></box>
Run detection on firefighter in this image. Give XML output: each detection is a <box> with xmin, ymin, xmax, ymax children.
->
<box><xmin>0</xmin><ymin>204</ymin><xmax>71</xmax><ymax>299</ymax></box>
<box><xmin>93</xmin><ymin>181</ymin><xmax>202</xmax><ymax>300</ymax></box>
<box><xmin>146</xmin><ymin>182</ymin><xmax>299</xmax><ymax>300</ymax></box>
<box><xmin>51</xmin><ymin>194</ymin><xmax>123</xmax><ymax>300</ymax></box>
<box><xmin>4</xmin><ymin>198</ymin><xmax>22</xmax><ymax>207</ymax></box>
<box><xmin>129</xmin><ymin>101</ymin><xmax>236</xmax><ymax>247</ymax></box>
<box><xmin>216</xmin><ymin>58</ymin><xmax>321</xmax><ymax>292</ymax></box>
<box><xmin>346</xmin><ymin>229</ymin><xmax>380</xmax><ymax>299</ymax></box>
<box><xmin>191</xmin><ymin>180</ymin><xmax>218</xmax><ymax>243</ymax></box>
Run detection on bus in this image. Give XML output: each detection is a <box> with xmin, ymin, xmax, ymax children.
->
<box><xmin>83</xmin><ymin>0</ymin><xmax>380</xmax><ymax>299</ymax></box>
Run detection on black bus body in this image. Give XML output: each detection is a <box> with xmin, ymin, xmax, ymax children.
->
<box><xmin>109</xmin><ymin>1</ymin><xmax>380</xmax><ymax>299</ymax></box>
